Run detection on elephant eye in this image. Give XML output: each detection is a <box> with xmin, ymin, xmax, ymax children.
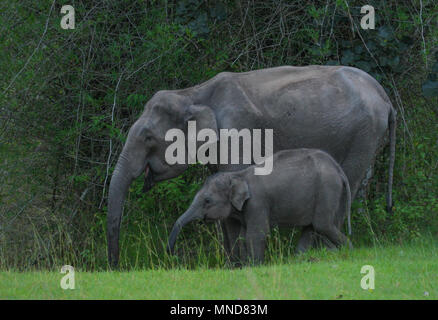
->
<box><xmin>204</xmin><ymin>198</ymin><xmax>212</xmax><ymax>205</ymax></box>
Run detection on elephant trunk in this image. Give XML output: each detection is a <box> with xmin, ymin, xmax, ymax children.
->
<box><xmin>167</xmin><ymin>205</ymin><xmax>202</xmax><ymax>255</ymax></box>
<box><xmin>107</xmin><ymin>153</ymin><xmax>134</xmax><ymax>268</ymax></box>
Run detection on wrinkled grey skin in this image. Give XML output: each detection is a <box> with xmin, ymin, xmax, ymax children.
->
<box><xmin>167</xmin><ymin>149</ymin><xmax>352</xmax><ymax>264</ymax></box>
<box><xmin>107</xmin><ymin>66</ymin><xmax>396</xmax><ymax>268</ymax></box>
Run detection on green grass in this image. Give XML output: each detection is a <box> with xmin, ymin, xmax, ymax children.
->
<box><xmin>1</xmin><ymin>240</ymin><xmax>437</xmax><ymax>299</ymax></box>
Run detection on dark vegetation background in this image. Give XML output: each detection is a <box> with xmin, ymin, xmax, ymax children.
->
<box><xmin>0</xmin><ymin>0</ymin><xmax>437</xmax><ymax>270</ymax></box>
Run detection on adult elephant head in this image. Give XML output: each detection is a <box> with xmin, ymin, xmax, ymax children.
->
<box><xmin>107</xmin><ymin>91</ymin><xmax>218</xmax><ymax>268</ymax></box>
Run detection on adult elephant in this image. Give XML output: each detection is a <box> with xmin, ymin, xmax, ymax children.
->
<box><xmin>107</xmin><ymin>65</ymin><xmax>396</xmax><ymax>267</ymax></box>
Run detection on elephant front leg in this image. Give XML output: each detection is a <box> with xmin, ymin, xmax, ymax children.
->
<box><xmin>222</xmin><ymin>218</ymin><xmax>244</xmax><ymax>267</ymax></box>
<box><xmin>245</xmin><ymin>222</ymin><xmax>269</xmax><ymax>265</ymax></box>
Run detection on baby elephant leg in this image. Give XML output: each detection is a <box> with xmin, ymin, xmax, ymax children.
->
<box><xmin>312</xmin><ymin>187</ymin><xmax>349</xmax><ymax>248</ymax></box>
<box><xmin>245</xmin><ymin>222</ymin><xmax>269</xmax><ymax>265</ymax></box>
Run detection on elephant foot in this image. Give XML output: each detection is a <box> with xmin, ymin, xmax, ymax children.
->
<box><xmin>295</xmin><ymin>226</ymin><xmax>315</xmax><ymax>254</ymax></box>
<box><xmin>225</xmin><ymin>259</ymin><xmax>243</xmax><ymax>269</ymax></box>
<box><xmin>346</xmin><ymin>238</ymin><xmax>354</xmax><ymax>250</ymax></box>
<box><xmin>314</xmin><ymin>233</ymin><xmax>337</xmax><ymax>250</ymax></box>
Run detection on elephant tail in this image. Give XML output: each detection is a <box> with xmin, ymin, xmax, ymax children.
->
<box><xmin>387</xmin><ymin>106</ymin><xmax>397</xmax><ymax>215</ymax></box>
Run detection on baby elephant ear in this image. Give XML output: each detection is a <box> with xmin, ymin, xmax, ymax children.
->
<box><xmin>230</xmin><ymin>176</ymin><xmax>250</xmax><ymax>211</ymax></box>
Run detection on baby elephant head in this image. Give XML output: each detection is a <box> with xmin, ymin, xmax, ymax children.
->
<box><xmin>167</xmin><ymin>174</ymin><xmax>250</xmax><ymax>254</ymax></box>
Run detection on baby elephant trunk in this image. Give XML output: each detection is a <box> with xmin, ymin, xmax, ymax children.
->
<box><xmin>167</xmin><ymin>206</ymin><xmax>202</xmax><ymax>255</ymax></box>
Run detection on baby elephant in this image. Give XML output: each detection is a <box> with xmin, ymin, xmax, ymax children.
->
<box><xmin>167</xmin><ymin>149</ymin><xmax>351</xmax><ymax>264</ymax></box>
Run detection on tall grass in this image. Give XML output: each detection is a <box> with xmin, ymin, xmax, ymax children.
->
<box><xmin>0</xmin><ymin>207</ymin><xmax>389</xmax><ymax>272</ymax></box>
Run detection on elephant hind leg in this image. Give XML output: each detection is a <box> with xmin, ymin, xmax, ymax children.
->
<box><xmin>311</xmin><ymin>177</ymin><xmax>349</xmax><ymax>248</ymax></box>
<box><xmin>295</xmin><ymin>226</ymin><xmax>316</xmax><ymax>254</ymax></box>
<box><xmin>312</xmin><ymin>194</ymin><xmax>350</xmax><ymax>248</ymax></box>
<box><xmin>334</xmin><ymin>187</ymin><xmax>349</xmax><ymax>232</ymax></box>
<box><xmin>313</xmin><ymin>223</ymin><xmax>349</xmax><ymax>248</ymax></box>
<box><xmin>340</xmin><ymin>132</ymin><xmax>382</xmax><ymax>202</ymax></box>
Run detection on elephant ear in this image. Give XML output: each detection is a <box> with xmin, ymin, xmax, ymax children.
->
<box><xmin>184</xmin><ymin>104</ymin><xmax>219</xmax><ymax>138</ymax></box>
<box><xmin>229</xmin><ymin>176</ymin><xmax>250</xmax><ymax>211</ymax></box>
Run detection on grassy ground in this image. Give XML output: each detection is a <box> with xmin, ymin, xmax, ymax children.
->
<box><xmin>1</xmin><ymin>240</ymin><xmax>437</xmax><ymax>300</ymax></box>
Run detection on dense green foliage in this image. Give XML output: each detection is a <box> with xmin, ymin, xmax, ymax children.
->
<box><xmin>0</xmin><ymin>0</ymin><xmax>437</xmax><ymax>271</ymax></box>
